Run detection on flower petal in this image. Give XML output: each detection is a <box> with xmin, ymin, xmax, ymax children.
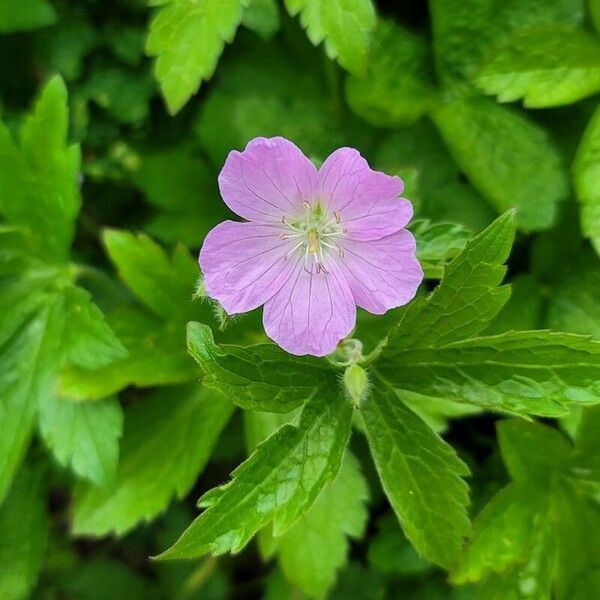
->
<box><xmin>263</xmin><ymin>257</ymin><xmax>356</xmax><ymax>357</ymax></box>
<box><xmin>319</xmin><ymin>148</ymin><xmax>413</xmax><ymax>241</ymax></box>
<box><xmin>200</xmin><ymin>221</ymin><xmax>296</xmax><ymax>314</ymax></box>
<box><xmin>218</xmin><ymin>137</ymin><xmax>319</xmax><ymax>222</ymax></box>
<box><xmin>339</xmin><ymin>229</ymin><xmax>423</xmax><ymax>314</ymax></box>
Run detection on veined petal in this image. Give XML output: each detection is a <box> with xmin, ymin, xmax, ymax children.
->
<box><xmin>218</xmin><ymin>137</ymin><xmax>319</xmax><ymax>222</ymax></box>
<box><xmin>263</xmin><ymin>257</ymin><xmax>356</xmax><ymax>357</ymax></box>
<box><xmin>200</xmin><ymin>221</ymin><xmax>296</xmax><ymax>314</ymax></box>
<box><xmin>339</xmin><ymin>230</ymin><xmax>423</xmax><ymax>314</ymax></box>
<box><xmin>319</xmin><ymin>148</ymin><xmax>412</xmax><ymax>241</ymax></box>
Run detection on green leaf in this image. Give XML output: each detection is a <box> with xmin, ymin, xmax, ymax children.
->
<box><xmin>80</xmin><ymin>66</ymin><xmax>156</xmax><ymax>124</ymax></box>
<box><xmin>157</xmin><ymin>387</ymin><xmax>352</xmax><ymax>559</ymax></box>
<box><xmin>573</xmin><ymin>104</ymin><xmax>600</xmax><ymax>256</ymax></box>
<box><xmin>368</xmin><ymin>514</ymin><xmax>432</xmax><ymax>576</ymax></box>
<box><xmin>0</xmin><ymin>465</ymin><xmax>48</xmax><ymax>600</ymax></box>
<box><xmin>273</xmin><ymin>453</ymin><xmax>369</xmax><ymax>599</ymax></box>
<box><xmin>103</xmin><ymin>230</ymin><xmax>197</xmax><ymax>322</ymax></box>
<box><xmin>429</xmin><ymin>0</ymin><xmax>584</xmax><ymax>89</ymax></box>
<box><xmin>131</xmin><ymin>147</ymin><xmax>226</xmax><ymax>247</ymax></box>
<box><xmin>60</xmin><ymin>308</ymin><xmax>197</xmax><ymax>400</ymax></box>
<box><xmin>242</xmin><ymin>0</ymin><xmax>280</xmax><ymax>40</ymax></box>
<box><xmin>38</xmin><ymin>395</ymin><xmax>123</xmax><ymax>487</ymax></box>
<box><xmin>61</xmin><ymin>285</ymin><xmax>127</xmax><ymax>370</ymax></box>
<box><xmin>375</xmin><ymin>120</ymin><xmax>495</xmax><ymax>232</ymax></box>
<box><xmin>497</xmin><ymin>419</ymin><xmax>572</xmax><ymax>483</ymax></box>
<box><xmin>345</xmin><ymin>19</ymin><xmax>436</xmax><ymax>127</ymax></box>
<box><xmin>387</xmin><ymin>212</ymin><xmax>515</xmax><ymax>351</ymax></box>
<box><xmin>72</xmin><ymin>385</ymin><xmax>233</xmax><ymax>536</ymax></box>
<box><xmin>411</xmin><ymin>220</ymin><xmax>472</xmax><ymax>279</ymax></box>
<box><xmin>362</xmin><ymin>378</ymin><xmax>470</xmax><ymax>569</ymax></box>
<box><xmin>0</xmin><ymin>76</ymin><xmax>81</xmax><ymax>261</ymax></box>
<box><xmin>432</xmin><ymin>97</ymin><xmax>568</xmax><ymax>232</ymax></box>
<box><xmin>451</xmin><ymin>483</ymin><xmax>544</xmax><ymax>585</ymax></box>
<box><xmin>146</xmin><ymin>0</ymin><xmax>249</xmax><ymax>113</ymax></box>
<box><xmin>474</xmin><ymin>27</ymin><xmax>600</xmax><ymax>108</ymax></box>
<box><xmin>379</xmin><ymin>331</ymin><xmax>600</xmax><ymax>416</ymax></box>
<box><xmin>284</xmin><ymin>0</ymin><xmax>376</xmax><ymax>76</ymax></box>
<box><xmin>546</xmin><ymin>265</ymin><xmax>600</xmax><ymax>338</ymax></box>
<box><xmin>0</xmin><ymin>291</ymin><xmax>65</xmax><ymax>503</ymax></box>
<box><xmin>485</xmin><ymin>275</ymin><xmax>543</xmax><ymax>335</ymax></box>
<box><xmin>187</xmin><ymin>322</ymin><xmax>336</xmax><ymax>413</ymax></box>
<box><xmin>0</xmin><ymin>0</ymin><xmax>55</xmax><ymax>32</ymax></box>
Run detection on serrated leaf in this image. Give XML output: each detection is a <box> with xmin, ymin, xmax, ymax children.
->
<box><xmin>451</xmin><ymin>483</ymin><xmax>539</xmax><ymax>584</ymax></box>
<box><xmin>411</xmin><ymin>219</ymin><xmax>472</xmax><ymax>279</ymax></box>
<box><xmin>285</xmin><ymin>0</ymin><xmax>376</xmax><ymax>76</ymax></box>
<box><xmin>0</xmin><ymin>293</ymin><xmax>64</xmax><ymax>503</ymax></box>
<box><xmin>72</xmin><ymin>385</ymin><xmax>233</xmax><ymax>536</ymax></box>
<box><xmin>157</xmin><ymin>387</ymin><xmax>352</xmax><ymax>559</ymax></box>
<box><xmin>39</xmin><ymin>395</ymin><xmax>123</xmax><ymax>487</ymax></box>
<box><xmin>0</xmin><ymin>465</ymin><xmax>48</xmax><ymax>600</ymax></box>
<box><xmin>573</xmin><ymin>104</ymin><xmax>600</xmax><ymax>257</ymax></box>
<box><xmin>475</xmin><ymin>27</ymin><xmax>600</xmax><ymax>108</ymax></box>
<box><xmin>362</xmin><ymin>378</ymin><xmax>470</xmax><ymax>569</ymax></box>
<box><xmin>0</xmin><ymin>76</ymin><xmax>80</xmax><ymax>261</ymax></box>
<box><xmin>62</xmin><ymin>285</ymin><xmax>127</xmax><ymax>370</ymax></box>
<box><xmin>497</xmin><ymin>420</ymin><xmax>572</xmax><ymax>483</ymax></box>
<box><xmin>379</xmin><ymin>331</ymin><xmax>600</xmax><ymax>416</ymax></box>
<box><xmin>146</xmin><ymin>0</ymin><xmax>249</xmax><ymax>113</ymax></box>
<box><xmin>429</xmin><ymin>0</ymin><xmax>584</xmax><ymax>90</ymax></box>
<box><xmin>188</xmin><ymin>322</ymin><xmax>336</xmax><ymax>413</ymax></box>
<box><xmin>0</xmin><ymin>0</ymin><xmax>55</xmax><ymax>33</ymax></box>
<box><xmin>345</xmin><ymin>19</ymin><xmax>436</xmax><ymax>127</ymax></box>
<box><xmin>387</xmin><ymin>212</ymin><xmax>515</xmax><ymax>351</ymax></box>
<box><xmin>103</xmin><ymin>230</ymin><xmax>197</xmax><ymax>322</ymax></box>
<box><xmin>61</xmin><ymin>309</ymin><xmax>197</xmax><ymax>400</ymax></box>
<box><xmin>432</xmin><ymin>97</ymin><xmax>568</xmax><ymax>232</ymax></box>
<box><xmin>273</xmin><ymin>453</ymin><xmax>369</xmax><ymax>599</ymax></box>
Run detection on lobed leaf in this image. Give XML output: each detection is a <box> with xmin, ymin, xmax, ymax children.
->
<box><xmin>146</xmin><ymin>0</ymin><xmax>249</xmax><ymax>113</ymax></box>
<box><xmin>285</xmin><ymin>0</ymin><xmax>376</xmax><ymax>76</ymax></box>
<box><xmin>432</xmin><ymin>97</ymin><xmax>569</xmax><ymax>232</ymax></box>
<box><xmin>157</xmin><ymin>387</ymin><xmax>352</xmax><ymax>559</ymax></box>
<box><xmin>188</xmin><ymin>322</ymin><xmax>336</xmax><ymax>413</ymax></box>
<box><xmin>475</xmin><ymin>27</ymin><xmax>600</xmax><ymax>108</ymax></box>
<box><xmin>275</xmin><ymin>453</ymin><xmax>370</xmax><ymax>599</ymax></box>
<box><xmin>0</xmin><ymin>76</ymin><xmax>80</xmax><ymax>261</ymax></box>
<box><xmin>39</xmin><ymin>395</ymin><xmax>123</xmax><ymax>487</ymax></box>
<box><xmin>345</xmin><ymin>19</ymin><xmax>436</xmax><ymax>127</ymax></box>
<box><xmin>73</xmin><ymin>386</ymin><xmax>233</xmax><ymax>536</ymax></box>
<box><xmin>379</xmin><ymin>331</ymin><xmax>600</xmax><ymax>416</ymax></box>
<box><xmin>362</xmin><ymin>378</ymin><xmax>470</xmax><ymax>569</ymax></box>
<box><xmin>387</xmin><ymin>211</ymin><xmax>515</xmax><ymax>351</ymax></box>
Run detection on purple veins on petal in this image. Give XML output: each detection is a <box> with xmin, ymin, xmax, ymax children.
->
<box><xmin>199</xmin><ymin>136</ymin><xmax>424</xmax><ymax>357</ymax></box>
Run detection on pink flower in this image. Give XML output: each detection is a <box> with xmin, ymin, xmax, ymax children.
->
<box><xmin>199</xmin><ymin>137</ymin><xmax>423</xmax><ymax>357</ymax></box>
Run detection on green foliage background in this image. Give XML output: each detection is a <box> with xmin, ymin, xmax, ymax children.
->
<box><xmin>1</xmin><ymin>0</ymin><xmax>600</xmax><ymax>598</ymax></box>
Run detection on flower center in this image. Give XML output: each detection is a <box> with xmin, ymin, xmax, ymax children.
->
<box><xmin>279</xmin><ymin>201</ymin><xmax>346</xmax><ymax>274</ymax></box>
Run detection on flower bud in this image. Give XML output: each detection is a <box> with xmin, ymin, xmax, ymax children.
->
<box><xmin>343</xmin><ymin>364</ymin><xmax>369</xmax><ymax>409</ymax></box>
